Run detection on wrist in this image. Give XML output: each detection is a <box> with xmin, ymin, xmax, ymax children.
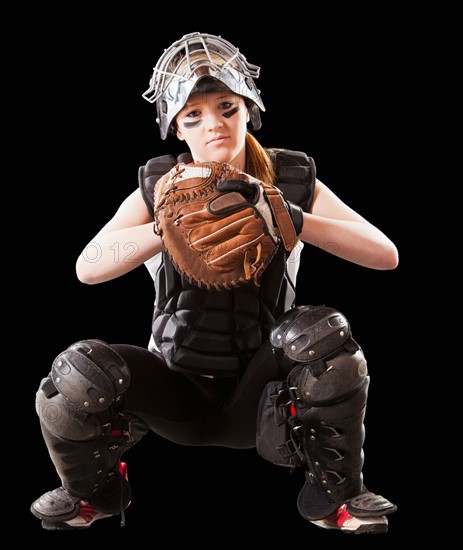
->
<box><xmin>286</xmin><ymin>201</ymin><xmax>303</xmax><ymax>235</ymax></box>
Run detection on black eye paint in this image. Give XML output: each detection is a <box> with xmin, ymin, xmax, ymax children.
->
<box><xmin>223</xmin><ymin>106</ymin><xmax>240</xmax><ymax>119</ymax></box>
<box><xmin>183</xmin><ymin>120</ymin><xmax>203</xmax><ymax>129</ymax></box>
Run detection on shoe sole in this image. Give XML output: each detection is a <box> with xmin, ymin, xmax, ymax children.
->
<box><xmin>41</xmin><ymin>513</ymin><xmax>114</xmax><ymax>530</ymax></box>
<box><xmin>311</xmin><ymin>518</ymin><xmax>388</xmax><ymax>534</ymax></box>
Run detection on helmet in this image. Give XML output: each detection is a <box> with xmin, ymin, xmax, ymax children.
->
<box><xmin>142</xmin><ymin>32</ymin><xmax>265</xmax><ymax>140</ymax></box>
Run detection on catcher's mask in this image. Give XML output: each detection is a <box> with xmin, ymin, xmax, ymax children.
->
<box><xmin>142</xmin><ymin>32</ymin><xmax>265</xmax><ymax>140</ymax></box>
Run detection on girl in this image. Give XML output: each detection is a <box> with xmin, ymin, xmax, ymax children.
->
<box><xmin>31</xmin><ymin>32</ymin><xmax>398</xmax><ymax>534</ymax></box>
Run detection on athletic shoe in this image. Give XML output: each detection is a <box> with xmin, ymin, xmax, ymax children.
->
<box><xmin>310</xmin><ymin>504</ymin><xmax>388</xmax><ymax>534</ymax></box>
<box><xmin>31</xmin><ymin>462</ymin><xmax>130</xmax><ymax>530</ymax></box>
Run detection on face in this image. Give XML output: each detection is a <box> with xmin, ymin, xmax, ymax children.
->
<box><xmin>175</xmin><ymin>90</ymin><xmax>249</xmax><ymax>169</ymax></box>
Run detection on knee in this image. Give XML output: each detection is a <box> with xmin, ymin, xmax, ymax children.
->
<box><xmin>35</xmin><ymin>376</ymin><xmax>103</xmax><ymax>439</ymax></box>
<box><xmin>35</xmin><ymin>339</ymin><xmax>131</xmax><ymax>440</ymax></box>
<box><xmin>271</xmin><ymin>305</ymin><xmax>369</xmax><ymax>403</ymax></box>
<box><xmin>271</xmin><ymin>304</ymin><xmax>354</xmax><ymax>364</ymax></box>
<box><xmin>51</xmin><ymin>339</ymin><xmax>131</xmax><ymax>413</ymax></box>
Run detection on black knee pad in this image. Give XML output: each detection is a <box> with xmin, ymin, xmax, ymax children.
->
<box><xmin>35</xmin><ymin>339</ymin><xmax>131</xmax><ymax>440</ymax></box>
<box><xmin>35</xmin><ymin>380</ymin><xmax>103</xmax><ymax>440</ymax></box>
<box><xmin>271</xmin><ymin>305</ymin><xmax>353</xmax><ymax>368</ymax></box>
<box><xmin>51</xmin><ymin>339</ymin><xmax>131</xmax><ymax>413</ymax></box>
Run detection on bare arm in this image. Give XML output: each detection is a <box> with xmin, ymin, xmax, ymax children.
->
<box><xmin>299</xmin><ymin>180</ymin><xmax>399</xmax><ymax>270</ymax></box>
<box><xmin>75</xmin><ymin>189</ymin><xmax>163</xmax><ymax>284</ymax></box>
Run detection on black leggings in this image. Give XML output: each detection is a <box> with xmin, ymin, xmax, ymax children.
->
<box><xmin>113</xmin><ymin>340</ymin><xmax>282</xmax><ymax>449</ymax></box>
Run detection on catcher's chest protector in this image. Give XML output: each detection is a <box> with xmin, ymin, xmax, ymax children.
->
<box><xmin>139</xmin><ymin>149</ymin><xmax>316</xmax><ymax>377</ymax></box>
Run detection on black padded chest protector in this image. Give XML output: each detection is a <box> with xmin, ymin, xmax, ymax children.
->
<box><xmin>139</xmin><ymin>149</ymin><xmax>316</xmax><ymax>377</ymax></box>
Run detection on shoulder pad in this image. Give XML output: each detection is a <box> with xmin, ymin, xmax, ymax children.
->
<box><xmin>268</xmin><ymin>149</ymin><xmax>316</xmax><ymax>212</ymax></box>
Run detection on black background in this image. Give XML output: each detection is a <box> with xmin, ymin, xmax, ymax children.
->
<box><xmin>20</xmin><ymin>8</ymin><xmax>416</xmax><ymax>544</ymax></box>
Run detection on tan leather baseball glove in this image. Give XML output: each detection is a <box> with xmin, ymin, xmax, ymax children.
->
<box><xmin>153</xmin><ymin>161</ymin><xmax>299</xmax><ymax>291</ymax></box>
